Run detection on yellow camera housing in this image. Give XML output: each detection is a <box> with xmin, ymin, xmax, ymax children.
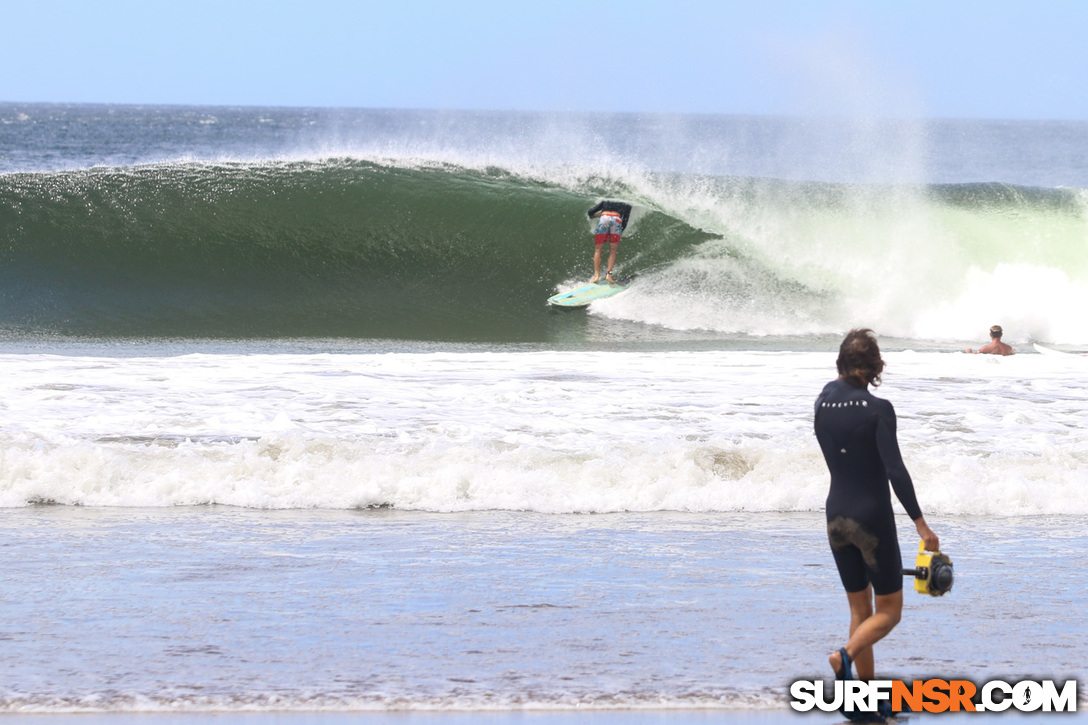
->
<box><xmin>906</xmin><ymin>540</ymin><xmax>954</xmax><ymax>596</ymax></box>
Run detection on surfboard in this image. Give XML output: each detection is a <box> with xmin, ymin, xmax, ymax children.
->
<box><xmin>1033</xmin><ymin>343</ymin><xmax>1088</xmax><ymax>357</ymax></box>
<box><xmin>547</xmin><ymin>280</ymin><xmax>630</xmax><ymax>308</ymax></box>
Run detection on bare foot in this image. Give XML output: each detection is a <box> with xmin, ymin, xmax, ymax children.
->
<box><xmin>590</xmin><ymin>275</ymin><xmax>599</xmax><ymax>283</ymax></box>
<box><xmin>605</xmin><ymin>274</ymin><xmax>615</xmax><ymax>283</ymax></box>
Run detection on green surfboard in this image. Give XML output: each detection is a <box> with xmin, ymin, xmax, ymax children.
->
<box><xmin>547</xmin><ymin>280</ymin><xmax>630</xmax><ymax>308</ymax></box>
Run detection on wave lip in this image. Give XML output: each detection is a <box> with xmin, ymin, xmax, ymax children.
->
<box><xmin>2</xmin><ymin>158</ymin><xmax>1087</xmax><ymax>344</ymax></box>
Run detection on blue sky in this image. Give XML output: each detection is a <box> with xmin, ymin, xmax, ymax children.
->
<box><xmin>3</xmin><ymin>0</ymin><xmax>1086</xmax><ymax>120</ymax></box>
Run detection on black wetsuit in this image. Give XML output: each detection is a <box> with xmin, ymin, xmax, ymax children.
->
<box><xmin>814</xmin><ymin>379</ymin><xmax>923</xmax><ymax>595</ymax></box>
<box><xmin>587</xmin><ymin>200</ymin><xmax>633</xmax><ymax>228</ymax></box>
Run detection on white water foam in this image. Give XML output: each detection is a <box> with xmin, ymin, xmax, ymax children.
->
<box><xmin>583</xmin><ymin>172</ymin><xmax>1088</xmax><ymax>345</ymax></box>
<box><xmin>1</xmin><ymin>350</ymin><xmax>1085</xmax><ymax>515</ymax></box>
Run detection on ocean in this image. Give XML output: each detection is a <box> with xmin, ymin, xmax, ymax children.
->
<box><xmin>1</xmin><ymin>103</ymin><xmax>1086</xmax><ymax>721</ymax></box>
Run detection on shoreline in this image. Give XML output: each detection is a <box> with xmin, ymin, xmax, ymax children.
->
<box><xmin>0</xmin><ymin>711</ymin><xmax>847</xmax><ymax>724</ymax></box>
<box><xmin>3</xmin><ymin>709</ymin><xmax>1084</xmax><ymax>724</ymax></box>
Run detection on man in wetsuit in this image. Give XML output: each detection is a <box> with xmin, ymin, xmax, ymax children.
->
<box><xmin>814</xmin><ymin>329</ymin><xmax>939</xmax><ymax>692</ymax></box>
<box><xmin>966</xmin><ymin>325</ymin><xmax>1015</xmax><ymax>355</ymax></box>
<box><xmin>587</xmin><ymin>200</ymin><xmax>632</xmax><ymax>284</ymax></box>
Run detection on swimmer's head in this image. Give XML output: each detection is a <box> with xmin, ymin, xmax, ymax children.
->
<box><xmin>990</xmin><ymin>325</ymin><xmax>1003</xmax><ymax>339</ymax></box>
<box><xmin>837</xmin><ymin>328</ymin><xmax>884</xmax><ymax>388</ymax></box>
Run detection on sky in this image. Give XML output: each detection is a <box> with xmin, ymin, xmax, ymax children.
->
<box><xmin>2</xmin><ymin>0</ymin><xmax>1087</xmax><ymax>120</ymax></box>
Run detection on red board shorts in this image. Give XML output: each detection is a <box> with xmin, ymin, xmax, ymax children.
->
<box><xmin>594</xmin><ymin>213</ymin><xmax>623</xmax><ymax>245</ymax></box>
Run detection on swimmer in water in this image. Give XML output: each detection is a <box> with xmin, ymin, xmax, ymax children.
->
<box><xmin>966</xmin><ymin>325</ymin><xmax>1015</xmax><ymax>355</ymax></box>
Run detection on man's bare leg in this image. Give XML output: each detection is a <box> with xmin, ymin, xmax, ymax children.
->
<box><xmin>828</xmin><ymin>587</ymin><xmax>903</xmax><ymax>680</ymax></box>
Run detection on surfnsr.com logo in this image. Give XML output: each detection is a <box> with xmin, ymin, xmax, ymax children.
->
<box><xmin>790</xmin><ymin>679</ymin><xmax>1078</xmax><ymax>713</ymax></box>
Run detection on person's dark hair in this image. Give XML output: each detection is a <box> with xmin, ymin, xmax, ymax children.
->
<box><xmin>837</xmin><ymin>328</ymin><xmax>885</xmax><ymax>387</ymax></box>
<box><xmin>990</xmin><ymin>325</ymin><xmax>1003</xmax><ymax>339</ymax></box>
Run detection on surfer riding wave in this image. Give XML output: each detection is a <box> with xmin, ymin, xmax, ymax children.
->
<box><xmin>587</xmin><ymin>200</ymin><xmax>632</xmax><ymax>284</ymax></box>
